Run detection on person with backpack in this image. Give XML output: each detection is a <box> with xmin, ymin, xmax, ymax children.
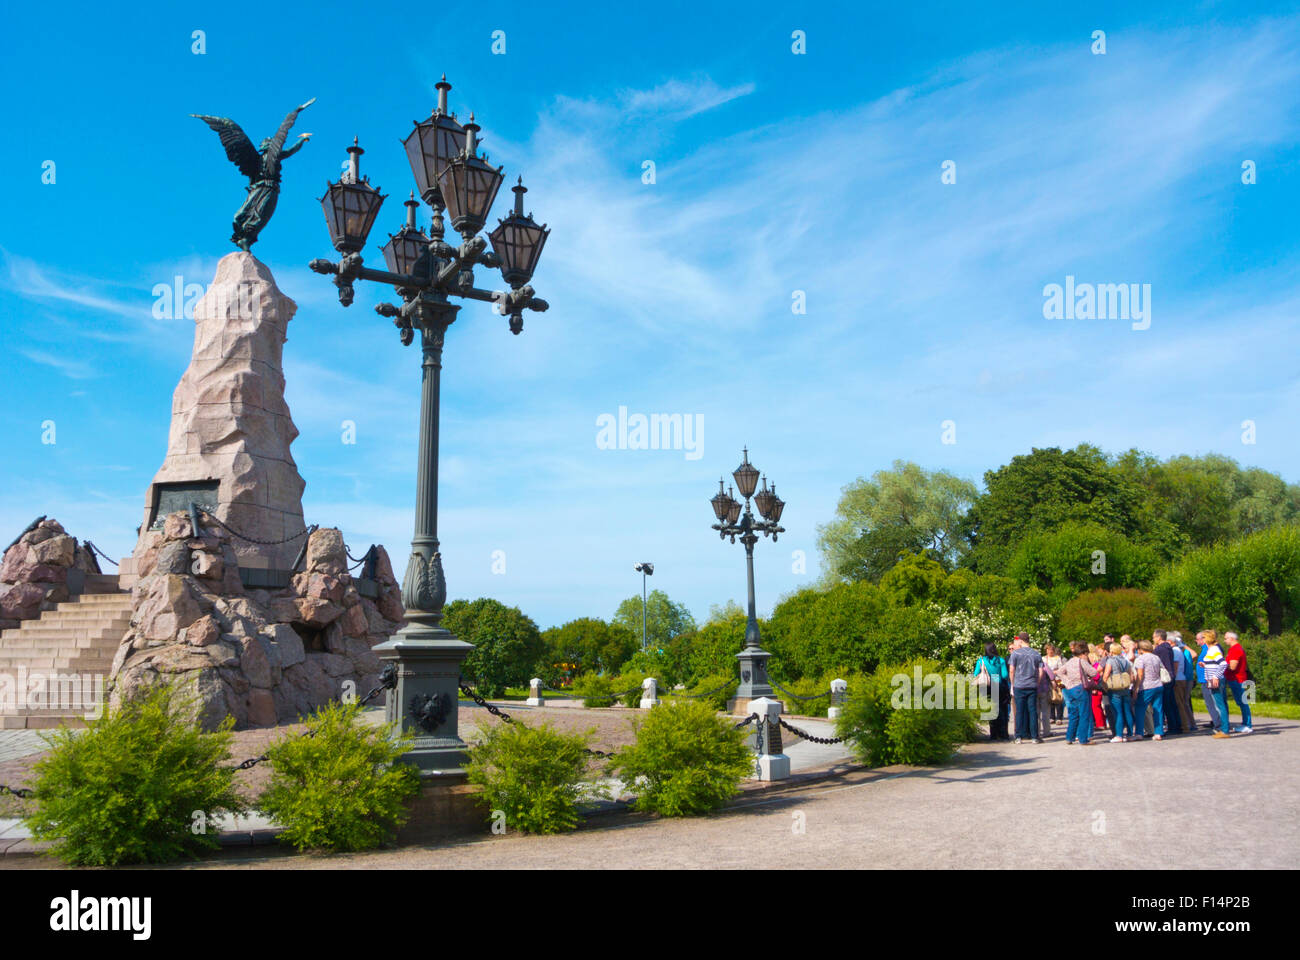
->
<box><xmin>1101</xmin><ymin>640</ymin><xmax>1135</xmax><ymax>742</ymax></box>
<box><xmin>973</xmin><ymin>641</ymin><xmax>1010</xmax><ymax>741</ymax></box>
<box><xmin>1059</xmin><ymin>641</ymin><xmax>1099</xmax><ymax>744</ymax></box>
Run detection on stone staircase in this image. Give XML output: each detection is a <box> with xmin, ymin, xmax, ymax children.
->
<box><xmin>0</xmin><ymin>574</ymin><xmax>131</xmax><ymax>729</ymax></box>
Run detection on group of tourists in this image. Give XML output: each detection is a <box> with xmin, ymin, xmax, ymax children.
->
<box><xmin>971</xmin><ymin>629</ymin><xmax>1253</xmax><ymax>744</ymax></box>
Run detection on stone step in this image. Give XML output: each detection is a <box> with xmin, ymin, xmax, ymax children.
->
<box><xmin>0</xmin><ymin>657</ymin><xmax>115</xmax><ymax>671</ymax></box>
<box><xmin>2</xmin><ymin>628</ymin><xmax>128</xmax><ymax>643</ymax></box>
<box><xmin>7</xmin><ymin>617</ymin><xmax>131</xmax><ymax>631</ymax></box>
<box><xmin>0</xmin><ymin>634</ymin><xmax>122</xmax><ymax>650</ymax></box>
<box><xmin>8</xmin><ymin>615</ymin><xmax>131</xmax><ymax>629</ymax></box>
<box><xmin>55</xmin><ymin>597</ymin><xmax>133</xmax><ymax>611</ymax></box>
<box><xmin>0</xmin><ymin>714</ymin><xmax>90</xmax><ymax>730</ymax></box>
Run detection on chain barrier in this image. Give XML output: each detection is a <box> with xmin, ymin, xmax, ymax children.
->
<box><xmin>733</xmin><ymin>713</ymin><xmax>757</xmax><ymax>729</ymax></box>
<box><xmin>666</xmin><ymin>679</ymin><xmax>736</xmax><ymax>701</ymax></box>
<box><xmin>777</xmin><ymin>716</ymin><xmax>848</xmax><ymax>745</ymax></box>
<box><xmin>195</xmin><ymin>506</ymin><xmax>315</xmax><ymax>547</ymax></box>
<box><xmin>769</xmin><ymin>679</ymin><xmax>831</xmax><ymax>703</ymax></box>
<box><xmin>459</xmin><ymin>683</ymin><xmax>617</xmax><ymax>759</ymax></box>
<box><xmin>0</xmin><ymin>783</ymin><xmax>36</xmax><ymax>800</ymax></box>
<box><xmin>82</xmin><ymin>540</ymin><xmax>119</xmax><ymax>568</ymax></box>
<box><xmin>228</xmin><ymin>666</ymin><xmax>398</xmax><ymax>771</ymax></box>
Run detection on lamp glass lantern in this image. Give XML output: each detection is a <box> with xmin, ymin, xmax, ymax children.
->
<box><xmin>401</xmin><ymin>79</ymin><xmax>467</xmax><ymax>207</ymax></box>
<box><xmin>437</xmin><ymin>116</ymin><xmax>504</xmax><ymax>238</ymax></box>
<box><xmin>320</xmin><ymin>139</ymin><xmax>386</xmax><ymax>254</ymax></box>
<box><xmin>381</xmin><ymin>192</ymin><xmax>430</xmax><ymax>276</ymax></box>
<box><xmin>733</xmin><ymin>448</ymin><xmax>760</xmax><ymax>500</ymax></box>
<box><xmin>489</xmin><ymin>178</ymin><xmax>550</xmax><ymax>288</ymax></box>
<box><xmin>767</xmin><ymin>486</ymin><xmax>785</xmax><ymax>523</ymax></box>
<box><xmin>725</xmin><ymin>489</ymin><xmax>742</xmax><ymax>526</ymax></box>
<box><xmin>710</xmin><ymin>480</ymin><xmax>732</xmax><ymax>521</ymax></box>
<box><xmin>753</xmin><ymin>477</ymin><xmax>776</xmax><ymax>520</ymax></box>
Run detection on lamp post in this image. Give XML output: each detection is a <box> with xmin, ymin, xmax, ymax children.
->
<box><xmin>709</xmin><ymin>448</ymin><xmax>785</xmax><ymax>710</ymax></box>
<box><xmin>309</xmin><ymin>76</ymin><xmax>550</xmax><ymax>775</ymax></box>
<box><xmin>633</xmin><ymin>562</ymin><xmax>654</xmax><ymax>653</ymax></box>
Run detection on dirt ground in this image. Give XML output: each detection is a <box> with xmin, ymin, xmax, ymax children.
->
<box><xmin>0</xmin><ymin>702</ymin><xmax>648</xmax><ymax>816</ymax></box>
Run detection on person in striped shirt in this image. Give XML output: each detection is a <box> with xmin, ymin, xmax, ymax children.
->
<box><xmin>1199</xmin><ymin>630</ymin><xmax>1232</xmax><ymax>738</ymax></box>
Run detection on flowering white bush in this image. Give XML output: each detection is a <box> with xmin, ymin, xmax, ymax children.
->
<box><xmin>929</xmin><ymin>604</ymin><xmax>1052</xmax><ymax>671</ymax></box>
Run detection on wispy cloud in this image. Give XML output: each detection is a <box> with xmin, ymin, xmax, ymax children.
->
<box><xmin>19</xmin><ymin>348</ymin><xmax>97</xmax><ymax>379</ymax></box>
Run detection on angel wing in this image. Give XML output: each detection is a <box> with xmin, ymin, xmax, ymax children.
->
<box><xmin>260</xmin><ymin>97</ymin><xmax>317</xmax><ymax>179</ymax></box>
<box><xmin>191</xmin><ymin>114</ymin><xmax>262</xmax><ymax>180</ymax></box>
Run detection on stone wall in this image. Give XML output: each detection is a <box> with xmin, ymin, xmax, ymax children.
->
<box><xmin>110</xmin><ymin>513</ymin><xmax>405</xmax><ymax>731</ymax></box>
<box><xmin>0</xmin><ymin>519</ymin><xmax>100</xmax><ymax>631</ymax></box>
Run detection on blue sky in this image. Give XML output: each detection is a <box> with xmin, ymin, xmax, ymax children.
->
<box><xmin>2</xmin><ymin>1</ymin><xmax>1299</xmax><ymax>629</ymax></box>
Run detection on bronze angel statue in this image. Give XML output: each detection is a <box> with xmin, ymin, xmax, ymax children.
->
<box><xmin>191</xmin><ymin>98</ymin><xmax>316</xmax><ymax>250</ymax></box>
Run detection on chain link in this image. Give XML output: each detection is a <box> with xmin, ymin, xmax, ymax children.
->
<box><xmin>460</xmin><ymin>683</ymin><xmax>616</xmax><ymax>758</ymax></box>
<box><xmin>82</xmin><ymin>540</ymin><xmax>119</xmax><ymax>568</ymax></box>
<box><xmin>769</xmin><ymin>679</ymin><xmax>831</xmax><ymax>702</ymax></box>
<box><xmin>0</xmin><ymin>783</ymin><xmax>36</xmax><ymax>799</ymax></box>
<box><xmin>668</xmin><ymin>679</ymin><xmax>736</xmax><ymax>701</ymax></box>
<box><xmin>227</xmin><ymin>666</ymin><xmax>398</xmax><ymax>771</ymax></box>
<box><xmin>195</xmin><ymin>507</ymin><xmax>315</xmax><ymax>547</ymax></box>
<box><xmin>777</xmin><ymin>716</ymin><xmax>848</xmax><ymax>745</ymax></box>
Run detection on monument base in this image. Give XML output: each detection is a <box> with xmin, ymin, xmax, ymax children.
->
<box><xmin>754</xmin><ymin>753</ymin><xmax>791</xmax><ymax>781</ymax></box>
<box><xmin>395</xmin><ymin>774</ymin><xmax>487</xmax><ymax>845</ymax></box>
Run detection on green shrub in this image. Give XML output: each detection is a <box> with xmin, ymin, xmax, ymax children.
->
<box><xmin>258</xmin><ymin>700</ymin><xmax>420</xmax><ymax>852</ymax></box>
<box><xmin>572</xmin><ymin>672</ymin><xmax>615</xmax><ymax>707</ymax></box>
<box><xmin>609</xmin><ymin>700</ymin><xmax>753</xmax><ymax>816</ymax></box>
<box><xmin>465</xmin><ymin>721</ymin><xmax>598</xmax><ymax>834</ymax></box>
<box><xmin>573</xmin><ymin>671</ymin><xmax>645</xmax><ymax>707</ymax></box>
<box><xmin>664</xmin><ymin>672</ymin><xmax>737</xmax><ymax>710</ymax></box>
<box><xmin>1247</xmin><ymin>633</ymin><xmax>1300</xmax><ymax>703</ymax></box>
<box><xmin>1057</xmin><ymin>588</ymin><xmax>1183</xmax><ymax>649</ymax></box>
<box><xmin>834</xmin><ymin>658</ymin><xmax>978</xmax><ymax>767</ymax></box>
<box><xmin>24</xmin><ymin>682</ymin><xmax>247</xmax><ymax>866</ymax></box>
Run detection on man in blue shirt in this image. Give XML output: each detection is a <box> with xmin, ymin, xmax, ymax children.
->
<box><xmin>1008</xmin><ymin>632</ymin><xmax>1045</xmax><ymax>744</ymax></box>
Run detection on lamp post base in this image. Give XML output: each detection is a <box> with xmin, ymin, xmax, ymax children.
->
<box><xmin>373</xmin><ymin>624</ymin><xmax>472</xmax><ymax>775</ymax></box>
<box><xmin>730</xmin><ymin>647</ymin><xmax>774</xmax><ymax>715</ymax></box>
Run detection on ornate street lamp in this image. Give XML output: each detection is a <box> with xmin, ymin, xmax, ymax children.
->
<box><xmin>709</xmin><ymin>447</ymin><xmax>785</xmax><ymax>711</ymax></box>
<box><xmin>309</xmin><ymin>78</ymin><xmax>550</xmax><ymax>775</ymax></box>
<box><xmin>633</xmin><ymin>561</ymin><xmax>654</xmax><ymax>653</ymax></box>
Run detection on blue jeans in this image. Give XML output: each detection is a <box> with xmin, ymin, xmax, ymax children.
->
<box><xmin>1065</xmin><ymin>686</ymin><xmax>1093</xmax><ymax>743</ymax></box>
<box><xmin>1108</xmin><ymin>691</ymin><xmax>1135</xmax><ymax>738</ymax></box>
<box><xmin>1141</xmin><ymin>686</ymin><xmax>1164</xmax><ymax>736</ymax></box>
<box><xmin>1208</xmin><ymin>682</ymin><xmax>1231</xmax><ymax>733</ymax></box>
<box><xmin>1161</xmin><ymin>683</ymin><xmax>1182</xmax><ymax>734</ymax></box>
<box><xmin>1200</xmin><ymin>681</ymin><xmax>1221</xmax><ymax>728</ymax></box>
<box><xmin>1225</xmin><ymin>677</ymin><xmax>1252</xmax><ymax>728</ymax></box>
<box><xmin>1013</xmin><ymin>687</ymin><xmax>1039</xmax><ymax>740</ymax></box>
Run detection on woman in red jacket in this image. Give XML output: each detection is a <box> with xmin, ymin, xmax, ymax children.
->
<box><xmin>1088</xmin><ymin>643</ymin><xmax>1108</xmax><ymax>734</ymax></box>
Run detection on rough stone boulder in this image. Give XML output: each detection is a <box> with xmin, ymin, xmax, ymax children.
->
<box><xmin>109</xmin><ymin>514</ymin><xmax>406</xmax><ymax>731</ymax></box>
<box><xmin>0</xmin><ymin>518</ymin><xmax>101</xmax><ymax>630</ymax></box>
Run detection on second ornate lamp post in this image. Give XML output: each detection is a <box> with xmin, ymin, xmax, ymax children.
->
<box><xmin>710</xmin><ymin>448</ymin><xmax>785</xmax><ymax>712</ymax></box>
<box><xmin>309</xmin><ymin>77</ymin><xmax>550</xmax><ymax>774</ymax></box>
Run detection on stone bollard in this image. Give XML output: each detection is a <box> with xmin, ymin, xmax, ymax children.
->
<box><xmin>828</xmin><ymin>678</ymin><xmax>847</xmax><ymax>719</ymax></box>
<box><xmin>526</xmin><ymin>677</ymin><xmax>544</xmax><ymax>707</ymax></box>
<box><xmin>639</xmin><ymin>677</ymin><xmax>660</xmax><ymax>709</ymax></box>
<box><xmin>750</xmin><ymin>696</ymin><xmax>790</xmax><ymax>781</ymax></box>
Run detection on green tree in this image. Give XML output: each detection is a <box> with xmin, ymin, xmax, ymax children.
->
<box><xmin>612</xmin><ymin>588</ymin><xmax>696</xmax><ymax>654</ymax></box>
<box><xmin>1005</xmin><ymin>520</ymin><xmax>1160</xmax><ymax>606</ymax></box>
<box><xmin>1057</xmin><ymin>588</ymin><xmax>1183</xmax><ymax>650</ymax></box>
<box><xmin>1152</xmin><ymin>524</ymin><xmax>1300</xmax><ymax>635</ymax></box>
<box><xmin>444</xmin><ymin>598</ymin><xmax>544</xmax><ymax>696</ymax></box>
<box><xmin>540</xmin><ymin>617</ymin><xmax>637</xmax><ymax>679</ymax></box>
<box><xmin>965</xmin><ymin>445</ymin><xmax>1158</xmax><ymax>573</ymax></box>
<box><xmin>817</xmin><ymin>460</ymin><xmax>978</xmax><ymax>583</ymax></box>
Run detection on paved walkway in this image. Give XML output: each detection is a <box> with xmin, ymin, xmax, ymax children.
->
<box><xmin>180</xmin><ymin>716</ymin><xmax>1298</xmax><ymax>870</ymax></box>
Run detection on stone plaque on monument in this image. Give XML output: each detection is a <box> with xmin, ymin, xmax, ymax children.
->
<box><xmin>124</xmin><ymin>253</ymin><xmax>307</xmax><ymax>582</ymax></box>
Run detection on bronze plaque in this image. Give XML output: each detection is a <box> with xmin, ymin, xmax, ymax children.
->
<box><xmin>149</xmin><ymin>481</ymin><xmax>219</xmax><ymax>529</ymax></box>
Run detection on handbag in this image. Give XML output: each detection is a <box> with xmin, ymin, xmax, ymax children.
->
<box><xmin>1105</xmin><ymin>664</ymin><xmax>1132</xmax><ymax>692</ymax></box>
<box><xmin>975</xmin><ymin>658</ymin><xmax>993</xmax><ymax>690</ymax></box>
<box><xmin>1159</xmin><ymin>665</ymin><xmax>1172</xmax><ymax>684</ymax></box>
